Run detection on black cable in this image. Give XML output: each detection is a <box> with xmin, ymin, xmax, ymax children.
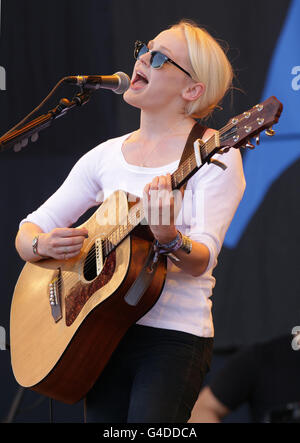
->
<box><xmin>1</xmin><ymin>77</ymin><xmax>68</xmax><ymax>138</ymax></box>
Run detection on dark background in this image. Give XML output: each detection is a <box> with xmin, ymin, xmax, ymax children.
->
<box><xmin>0</xmin><ymin>0</ymin><xmax>298</xmax><ymax>423</ymax></box>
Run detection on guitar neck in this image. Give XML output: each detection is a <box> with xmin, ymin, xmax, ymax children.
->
<box><xmin>170</xmin><ymin>132</ymin><xmax>220</xmax><ymax>190</ymax></box>
<box><xmin>101</xmin><ymin>199</ymin><xmax>144</xmax><ymax>258</ymax></box>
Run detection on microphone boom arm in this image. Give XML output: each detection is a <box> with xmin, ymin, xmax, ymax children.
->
<box><xmin>0</xmin><ymin>88</ymin><xmax>92</xmax><ymax>153</ymax></box>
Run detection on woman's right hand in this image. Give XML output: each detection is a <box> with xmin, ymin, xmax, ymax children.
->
<box><xmin>37</xmin><ymin>227</ymin><xmax>89</xmax><ymax>260</ymax></box>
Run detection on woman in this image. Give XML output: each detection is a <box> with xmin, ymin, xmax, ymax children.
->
<box><xmin>15</xmin><ymin>20</ymin><xmax>245</xmax><ymax>422</ymax></box>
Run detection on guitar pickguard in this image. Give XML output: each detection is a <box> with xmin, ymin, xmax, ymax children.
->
<box><xmin>65</xmin><ymin>250</ymin><xmax>116</xmax><ymax>327</ymax></box>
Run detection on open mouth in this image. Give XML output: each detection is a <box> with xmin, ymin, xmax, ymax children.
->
<box><xmin>131</xmin><ymin>71</ymin><xmax>149</xmax><ymax>89</ymax></box>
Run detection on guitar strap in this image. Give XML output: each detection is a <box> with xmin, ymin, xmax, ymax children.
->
<box><xmin>178</xmin><ymin>121</ymin><xmax>207</xmax><ymax>190</ymax></box>
<box><xmin>124</xmin><ymin>121</ymin><xmax>207</xmax><ymax>307</ymax></box>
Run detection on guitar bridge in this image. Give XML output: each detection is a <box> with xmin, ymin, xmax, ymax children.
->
<box><xmin>95</xmin><ymin>238</ymin><xmax>104</xmax><ymax>276</ymax></box>
<box><xmin>49</xmin><ymin>268</ymin><xmax>62</xmax><ymax>323</ymax></box>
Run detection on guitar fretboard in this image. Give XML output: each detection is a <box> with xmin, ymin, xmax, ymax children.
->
<box><xmin>102</xmin><ymin>202</ymin><xmax>145</xmax><ymax>257</ymax></box>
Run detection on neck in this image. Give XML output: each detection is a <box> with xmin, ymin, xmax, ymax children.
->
<box><xmin>137</xmin><ymin>109</ymin><xmax>196</xmax><ymax>142</ymax></box>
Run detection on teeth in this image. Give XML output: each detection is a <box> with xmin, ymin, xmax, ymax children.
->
<box><xmin>136</xmin><ymin>71</ymin><xmax>148</xmax><ymax>82</ymax></box>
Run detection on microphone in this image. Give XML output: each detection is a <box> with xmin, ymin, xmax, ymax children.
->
<box><xmin>63</xmin><ymin>71</ymin><xmax>130</xmax><ymax>94</ymax></box>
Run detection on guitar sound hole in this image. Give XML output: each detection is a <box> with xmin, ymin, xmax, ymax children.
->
<box><xmin>83</xmin><ymin>244</ymin><xmax>97</xmax><ymax>281</ymax></box>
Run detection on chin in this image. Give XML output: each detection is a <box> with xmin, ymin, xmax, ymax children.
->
<box><xmin>124</xmin><ymin>87</ymin><xmax>173</xmax><ymax>114</ymax></box>
<box><xmin>123</xmin><ymin>88</ymin><xmax>144</xmax><ymax>110</ymax></box>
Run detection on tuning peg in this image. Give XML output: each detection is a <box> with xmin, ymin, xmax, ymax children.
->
<box><xmin>246</xmin><ymin>142</ymin><xmax>255</xmax><ymax>150</ymax></box>
<box><xmin>31</xmin><ymin>132</ymin><xmax>39</xmax><ymax>143</ymax></box>
<box><xmin>13</xmin><ymin>142</ymin><xmax>22</xmax><ymax>153</ymax></box>
<box><xmin>265</xmin><ymin>127</ymin><xmax>275</xmax><ymax>137</ymax></box>
<box><xmin>13</xmin><ymin>138</ymin><xmax>29</xmax><ymax>153</ymax></box>
<box><xmin>256</xmin><ymin>134</ymin><xmax>260</xmax><ymax>145</ymax></box>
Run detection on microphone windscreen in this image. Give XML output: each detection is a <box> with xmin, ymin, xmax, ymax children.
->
<box><xmin>113</xmin><ymin>72</ymin><xmax>130</xmax><ymax>94</ymax></box>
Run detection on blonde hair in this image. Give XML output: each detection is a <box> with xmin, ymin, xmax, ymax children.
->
<box><xmin>172</xmin><ymin>20</ymin><xmax>233</xmax><ymax>119</ymax></box>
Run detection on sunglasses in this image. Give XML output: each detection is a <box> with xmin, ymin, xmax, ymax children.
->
<box><xmin>134</xmin><ymin>40</ymin><xmax>192</xmax><ymax>78</ymax></box>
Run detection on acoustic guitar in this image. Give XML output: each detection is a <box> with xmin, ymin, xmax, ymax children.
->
<box><xmin>10</xmin><ymin>96</ymin><xmax>283</xmax><ymax>404</ymax></box>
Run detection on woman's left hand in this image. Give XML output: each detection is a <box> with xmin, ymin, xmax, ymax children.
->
<box><xmin>143</xmin><ymin>173</ymin><xmax>182</xmax><ymax>243</ymax></box>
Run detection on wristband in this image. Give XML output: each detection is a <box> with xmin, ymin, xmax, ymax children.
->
<box><xmin>152</xmin><ymin>231</ymin><xmax>192</xmax><ymax>263</ymax></box>
<box><xmin>153</xmin><ymin>231</ymin><xmax>181</xmax><ymax>264</ymax></box>
<box><xmin>155</xmin><ymin>232</ymin><xmax>182</xmax><ymax>254</ymax></box>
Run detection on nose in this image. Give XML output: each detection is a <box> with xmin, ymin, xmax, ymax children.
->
<box><xmin>138</xmin><ymin>50</ymin><xmax>151</xmax><ymax>67</ymax></box>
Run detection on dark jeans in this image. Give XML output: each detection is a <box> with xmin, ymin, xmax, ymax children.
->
<box><xmin>85</xmin><ymin>324</ymin><xmax>213</xmax><ymax>423</ymax></box>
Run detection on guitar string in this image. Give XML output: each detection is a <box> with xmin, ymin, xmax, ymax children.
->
<box><xmin>57</xmin><ymin>111</ymin><xmax>261</xmax><ymax>293</ymax></box>
<box><xmin>84</xmin><ymin>119</ymin><xmax>238</xmax><ymax>263</ymax></box>
<box><xmin>57</xmin><ymin>104</ymin><xmax>273</xmax><ymax>298</ymax></box>
<box><xmin>96</xmin><ymin>119</ymin><xmax>237</xmax><ymax>256</ymax></box>
<box><xmin>57</xmin><ymin>135</ymin><xmax>212</xmax><ymax>285</ymax></box>
<box><xmin>58</xmin><ymin>113</ymin><xmax>262</xmax><ymax>297</ymax></box>
<box><xmin>55</xmin><ymin>153</ymin><xmax>200</xmax><ymax>294</ymax></box>
<box><xmin>56</xmin><ymin>138</ymin><xmax>222</xmax><ymax>295</ymax></box>
<box><xmin>55</xmin><ymin>123</ymin><xmax>237</xmax><ymax>293</ymax></box>
<box><xmin>56</xmin><ymin>160</ymin><xmax>185</xmax><ymax>294</ymax></box>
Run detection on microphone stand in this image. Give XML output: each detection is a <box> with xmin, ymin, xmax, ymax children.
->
<box><xmin>0</xmin><ymin>88</ymin><xmax>92</xmax><ymax>153</ymax></box>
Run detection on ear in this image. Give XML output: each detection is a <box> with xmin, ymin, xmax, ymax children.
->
<box><xmin>182</xmin><ymin>82</ymin><xmax>205</xmax><ymax>102</ymax></box>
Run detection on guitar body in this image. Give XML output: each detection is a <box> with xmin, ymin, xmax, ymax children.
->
<box><xmin>10</xmin><ymin>190</ymin><xmax>167</xmax><ymax>404</ymax></box>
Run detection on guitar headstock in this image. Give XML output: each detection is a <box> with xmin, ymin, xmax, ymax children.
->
<box><xmin>218</xmin><ymin>96</ymin><xmax>283</xmax><ymax>152</ymax></box>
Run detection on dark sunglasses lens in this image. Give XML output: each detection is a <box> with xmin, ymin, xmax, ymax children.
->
<box><xmin>151</xmin><ymin>52</ymin><xmax>168</xmax><ymax>69</ymax></box>
<box><xmin>135</xmin><ymin>42</ymin><xmax>148</xmax><ymax>59</ymax></box>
